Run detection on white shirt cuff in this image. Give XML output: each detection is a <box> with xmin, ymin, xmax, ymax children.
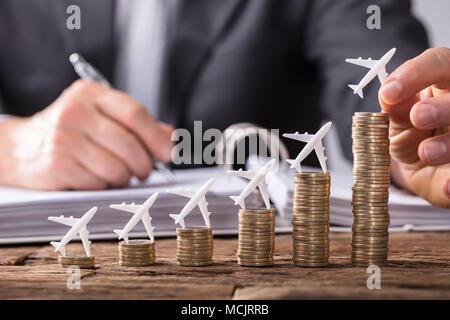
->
<box><xmin>0</xmin><ymin>115</ymin><xmax>14</xmax><ymax>122</ymax></box>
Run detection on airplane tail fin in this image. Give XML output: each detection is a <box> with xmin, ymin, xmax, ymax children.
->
<box><xmin>286</xmin><ymin>159</ymin><xmax>302</xmax><ymax>173</ymax></box>
<box><xmin>348</xmin><ymin>84</ymin><xmax>363</xmax><ymax>99</ymax></box>
<box><xmin>169</xmin><ymin>214</ymin><xmax>185</xmax><ymax>228</ymax></box>
<box><xmin>50</xmin><ymin>241</ymin><xmax>65</xmax><ymax>256</ymax></box>
<box><xmin>113</xmin><ymin>229</ymin><xmax>129</xmax><ymax>243</ymax></box>
<box><xmin>230</xmin><ymin>195</ymin><xmax>245</xmax><ymax>209</ymax></box>
<box><xmin>50</xmin><ymin>241</ymin><xmax>59</xmax><ymax>250</ymax></box>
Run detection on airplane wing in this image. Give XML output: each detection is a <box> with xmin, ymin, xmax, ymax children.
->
<box><xmin>226</xmin><ymin>169</ymin><xmax>255</xmax><ymax>180</ymax></box>
<box><xmin>48</xmin><ymin>216</ymin><xmax>78</xmax><ymax>227</ymax></box>
<box><xmin>345</xmin><ymin>58</ymin><xmax>378</xmax><ymax>69</ymax></box>
<box><xmin>283</xmin><ymin>133</ymin><xmax>313</xmax><ymax>143</ymax></box>
<box><xmin>167</xmin><ymin>188</ymin><xmax>197</xmax><ymax>198</ymax></box>
<box><xmin>109</xmin><ymin>204</ymin><xmax>141</xmax><ymax>214</ymax></box>
<box><xmin>257</xmin><ymin>180</ymin><xmax>271</xmax><ymax>209</ymax></box>
<box><xmin>79</xmin><ymin>226</ymin><xmax>91</xmax><ymax>256</ymax></box>
<box><xmin>141</xmin><ymin>213</ymin><xmax>155</xmax><ymax>242</ymax></box>
<box><xmin>377</xmin><ymin>67</ymin><xmax>388</xmax><ymax>83</ymax></box>
<box><xmin>314</xmin><ymin>140</ymin><xmax>328</xmax><ymax>172</ymax></box>
<box><xmin>198</xmin><ymin>197</ymin><xmax>210</xmax><ymax>217</ymax></box>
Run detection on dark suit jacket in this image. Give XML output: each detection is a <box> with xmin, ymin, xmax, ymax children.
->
<box><xmin>0</xmin><ymin>0</ymin><xmax>428</xmax><ymax>162</ymax></box>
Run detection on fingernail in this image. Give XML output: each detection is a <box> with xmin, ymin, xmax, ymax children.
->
<box><xmin>414</xmin><ymin>104</ymin><xmax>438</xmax><ymax>128</ymax></box>
<box><xmin>381</xmin><ymin>81</ymin><xmax>403</xmax><ymax>103</ymax></box>
<box><xmin>444</xmin><ymin>180</ymin><xmax>450</xmax><ymax>199</ymax></box>
<box><xmin>423</xmin><ymin>141</ymin><xmax>447</xmax><ymax>164</ymax></box>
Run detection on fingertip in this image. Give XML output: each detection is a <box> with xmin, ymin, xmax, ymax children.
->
<box><xmin>444</xmin><ymin>179</ymin><xmax>450</xmax><ymax>199</ymax></box>
<box><xmin>138</xmin><ymin>158</ymin><xmax>153</xmax><ymax>181</ymax></box>
<box><xmin>410</xmin><ymin>102</ymin><xmax>439</xmax><ymax>129</ymax></box>
<box><xmin>418</xmin><ymin>140</ymin><xmax>427</xmax><ymax>163</ymax></box>
<box><xmin>419</xmin><ymin>139</ymin><xmax>448</xmax><ymax>165</ymax></box>
<box><xmin>380</xmin><ymin>80</ymin><xmax>403</xmax><ymax>105</ymax></box>
<box><xmin>138</xmin><ymin>167</ymin><xmax>153</xmax><ymax>182</ymax></box>
<box><xmin>158</xmin><ymin>121</ymin><xmax>175</xmax><ymax>134</ymax></box>
<box><xmin>161</xmin><ymin>142</ymin><xmax>174</xmax><ymax>163</ymax></box>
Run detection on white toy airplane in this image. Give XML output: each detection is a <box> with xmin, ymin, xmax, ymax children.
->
<box><xmin>283</xmin><ymin>122</ymin><xmax>332</xmax><ymax>173</ymax></box>
<box><xmin>227</xmin><ymin>158</ymin><xmax>276</xmax><ymax>210</ymax></box>
<box><xmin>48</xmin><ymin>207</ymin><xmax>97</xmax><ymax>257</ymax></box>
<box><xmin>167</xmin><ymin>178</ymin><xmax>215</xmax><ymax>228</ymax></box>
<box><xmin>346</xmin><ymin>48</ymin><xmax>396</xmax><ymax>99</ymax></box>
<box><xmin>109</xmin><ymin>193</ymin><xmax>158</xmax><ymax>243</ymax></box>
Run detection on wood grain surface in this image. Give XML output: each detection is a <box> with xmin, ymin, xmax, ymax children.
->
<box><xmin>1</xmin><ymin>232</ymin><xmax>450</xmax><ymax>300</ymax></box>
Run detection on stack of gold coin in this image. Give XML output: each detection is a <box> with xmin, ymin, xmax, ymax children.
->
<box><xmin>176</xmin><ymin>227</ymin><xmax>213</xmax><ymax>267</ymax></box>
<box><xmin>58</xmin><ymin>255</ymin><xmax>95</xmax><ymax>269</ymax></box>
<box><xmin>351</xmin><ymin>112</ymin><xmax>390</xmax><ymax>267</ymax></box>
<box><xmin>118</xmin><ymin>240</ymin><xmax>155</xmax><ymax>267</ymax></box>
<box><xmin>237</xmin><ymin>208</ymin><xmax>275</xmax><ymax>267</ymax></box>
<box><xmin>292</xmin><ymin>172</ymin><xmax>330</xmax><ymax>267</ymax></box>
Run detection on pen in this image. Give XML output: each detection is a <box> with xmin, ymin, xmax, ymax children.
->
<box><xmin>69</xmin><ymin>52</ymin><xmax>176</xmax><ymax>183</ymax></box>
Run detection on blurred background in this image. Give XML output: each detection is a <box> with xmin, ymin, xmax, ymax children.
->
<box><xmin>413</xmin><ymin>0</ymin><xmax>450</xmax><ymax>47</ymax></box>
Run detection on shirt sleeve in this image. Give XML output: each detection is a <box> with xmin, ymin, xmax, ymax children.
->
<box><xmin>303</xmin><ymin>0</ymin><xmax>429</xmax><ymax>161</ymax></box>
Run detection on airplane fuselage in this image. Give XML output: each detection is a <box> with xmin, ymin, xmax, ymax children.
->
<box><xmin>237</xmin><ymin>173</ymin><xmax>264</xmax><ymax>201</ymax></box>
<box><xmin>292</xmin><ymin>123</ymin><xmax>331</xmax><ymax>166</ymax></box>
<box><xmin>177</xmin><ymin>182</ymin><xmax>213</xmax><ymax>220</ymax></box>
<box><xmin>56</xmin><ymin>209</ymin><xmax>95</xmax><ymax>250</ymax></box>
<box><xmin>120</xmin><ymin>210</ymin><xmax>146</xmax><ymax>238</ymax></box>
<box><xmin>355</xmin><ymin>48</ymin><xmax>396</xmax><ymax>90</ymax></box>
<box><xmin>119</xmin><ymin>195</ymin><xmax>157</xmax><ymax>238</ymax></box>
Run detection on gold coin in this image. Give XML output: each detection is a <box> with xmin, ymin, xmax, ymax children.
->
<box><xmin>119</xmin><ymin>239</ymin><xmax>154</xmax><ymax>247</ymax></box>
<box><xmin>238</xmin><ymin>239</ymin><xmax>274</xmax><ymax>245</ymax></box>
<box><xmin>176</xmin><ymin>240</ymin><xmax>213</xmax><ymax>246</ymax></box>
<box><xmin>176</xmin><ymin>226</ymin><xmax>212</xmax><ymax>231</ymax></box>
<box><xmin>293</xmin><ymin>193</ymin><xmax>330</xmax><ymax>199</ymax></box>
<box><xmin>176</xmin><ymin>253</ymin><xmax>213</xmax><ymax>259</ymax></box>
<box><xmin>238</xmin><ymin>227</ymin><xmax>274</xmax><ymax>234</ymax></box>
<box><xmin>59</xmin><ymin>264</ymin><xmax>95</xmax><ymax>269</ymax></box>
<box><xmin>351</xmin><ymin>255</ymin><xmax>387</xmax><ymax>262</ymax></box>
<box><xmin>352</xmin><ymin>118</ymin><xmax>389</xmax><ymax>124</ymax></box>
<box><xmin>238</xmin><ymin>244</ymin><xmax>274</xmax><ymax>251</ymax></box>
<box><xmin>352</xmin><ymin>237</ymin><xmax>389</xmax><ymax>243</ymax></box>
<box><xmin>237</xmin><ymin>256</ymin><xmax>274</xmax><ymax>263</ymax></box>
<box><xmin>119</xmin><ymin>245</ymin><xmax>154</xmax><ymax>251</ymax></box>
<box><xmin>176</xmin><ymin>254</ymin><xmax>213</xmax><ymax>260</ymax></box>
<box><xmin>238</xmin><ymin>232</ymin><xmax>274</xmax><ymax>239</ymax></box>
<box><xmin>353</xmin><ymin>220</ymin><xmax>390</xmax><ymax>225</ymax></box>
<box><xmin>237</xmin><ymin>261</ymin><xmax>274</xmax><ymax>267</ymax></box>
<box><xmin>293</xmin><ymin>206</ymin><xmax>330</xmax><ymax>210</ymax></box>
<box><xmin>237</xmin><ymin>253</ymin><xmax>273</xmax><ymax>259</ymax></box>
<box><xmin>293</xmin><ymin>234</ymin><xmax>328</xmax><ymax>239</ymax></box>
<box><xmin>351</xmin><ymin>247</ymin><xmax>388</xmax><ymax>253</ymax></box>
<box><xmin>177</xmin><ymin>261</ymin><xmax>213</xmax><ymax>267</ymax></box>
<box><xmin>293</xmin><ymin>249</ymin><xmax>329</xmax><ymax>255</ymax></box>
<box><xmin>238</xmin><ymin>215</ymin><xmax>275</xmax><ymax>220</ymax></box>
<box><xmin>353</xmin><ymin>112</ymin><xmax>389</xmax><ymax>117</ymax></box>
<box><xmin>120</xmin><ymin>258</ymin><xmax>155</xmax><ymax>265</ymax></box>
<box><xmin>293</xmin><ymin>224</ymin><xmax>329</xmax><ymax>229</ymax></box>
<box><xmin>292</xmin><ymin>206</ymin><xmax>330</xmax><ymax>211</ymax></box>
<box><xmin>238</xmin><ymin>216</ymin><xmax>275</xmax><ymax>222</ymax></box>
<box><xmin>352</xmin><ymin>127</ymin><xmax>389</xmax><ymax>132</ymax></box>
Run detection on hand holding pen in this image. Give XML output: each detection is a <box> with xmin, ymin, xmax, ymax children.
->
<box><xmin>70</xmin><ymin>53</ymin><xmax>176</xmax><ymax>183</ymax></box>
<box><xmin>0</xmin><ymin>54</ymin><xmax>176</xmax><ymax>191</ymax></box>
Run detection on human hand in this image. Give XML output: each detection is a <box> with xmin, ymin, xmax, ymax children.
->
<box><xmin>0</xmin><ymin>80</ymin><xmax>174</xmax><ymax>190</ymax></box>
<box><xmin>379</xmin><ymin>47</ymin><xmax>450</xmax><ymax>208</ymax></box>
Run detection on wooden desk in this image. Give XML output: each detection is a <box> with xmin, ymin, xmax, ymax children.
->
<box><xmin>1</xmin><ymin>232</ymin><xmax>450</xmax><ymax>299</ymax></box>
